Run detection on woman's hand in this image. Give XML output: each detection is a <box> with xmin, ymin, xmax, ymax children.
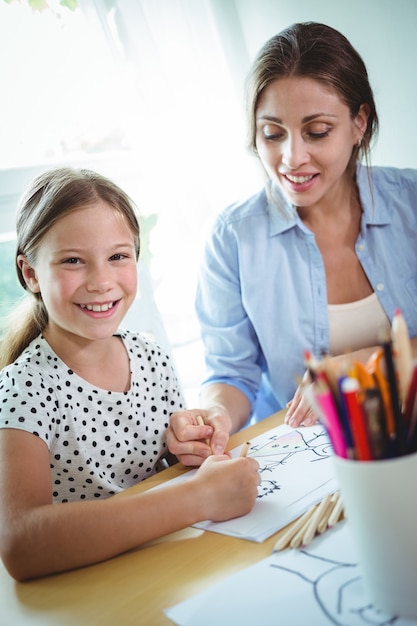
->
<box><xmin>166</xmin><ymin>408</ymin><xmax>232</xmax><ymax>466</ymax></box>
<box><xmin>284</xmin><ymin>370</ymin><xmax>320</xmax><ymax>428</ymax></box>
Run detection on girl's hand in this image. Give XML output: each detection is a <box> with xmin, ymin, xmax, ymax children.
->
<box><xmin>191</xmin><ymin>454</ymin><xmax>260</xmax><ymax>521</ymax></box>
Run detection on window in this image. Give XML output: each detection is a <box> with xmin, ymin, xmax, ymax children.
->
<box><xmin>0</xmin><ymin>0</ymin><xmax>261</xmax><ymax>404</ymax></box>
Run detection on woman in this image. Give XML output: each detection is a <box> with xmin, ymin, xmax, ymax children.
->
<box><xmin>166</xmin><ymin>22</ymin><xmax>417</xmax><ymax>466</ymax></box>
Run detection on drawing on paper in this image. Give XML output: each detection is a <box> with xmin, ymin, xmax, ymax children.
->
<box><xmin>270</xmin><ymin>544</ymin><xmax>400</xmax><ymax>625</ymax></box>
<box><xmin>245</xmin><ymin>427</ymin><xmax>333</xmax><ymax>500</ymax></box>
<box><xmin>164</xmin><ymin>523</ymin><xmax>407</xmax><ymax>625</ymax></box>
<box><xmin>174</xmin><ymin>424</ymin><xmax>339</xmax><ymax>542</ymax></box>
<box><xmin>248</xmin><ymin>426</ymin><xmax>332</xmax><ymax>464</ymax></box>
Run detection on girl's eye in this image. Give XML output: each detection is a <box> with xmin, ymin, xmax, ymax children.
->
<box><xmin>63</xmin><ymin>257</ymin><xmax>80</xmax><ymax>265</ymax></box>
<box><xmin>109</xmin><ymin>253</ymin><xmax>127</xmax><ymax>261</ymax></box>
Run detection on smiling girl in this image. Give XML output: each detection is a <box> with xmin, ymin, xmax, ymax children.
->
<box><xmin>0</xmin><ymin>167</ymin><xmax>259</xmax><ymax>581</ymax></box>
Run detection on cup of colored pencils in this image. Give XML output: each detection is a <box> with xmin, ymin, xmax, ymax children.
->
<box><xmin>302</xmin><ymin>309</ymin><xmax>417</xmax><ymax>619</ymax></box>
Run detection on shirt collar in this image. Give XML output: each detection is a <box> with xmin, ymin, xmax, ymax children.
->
<box><xmin>356</xmin><ymin>163</ymin><xmax>391</xmax><ymax>226</ymax></box>
<box><xmin>267</xmin><ymin>162</ymin><xmax>391</xmax><ymax>237</ymax></box>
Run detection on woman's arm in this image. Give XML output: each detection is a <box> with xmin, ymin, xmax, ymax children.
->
<box><xmin>0</xmin><ymin>428</ymin><xmax>259</xmax><ymax>581</ymax></box>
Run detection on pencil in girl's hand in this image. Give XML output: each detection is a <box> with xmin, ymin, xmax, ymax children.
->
<box><xmin>240</xmin><ymin>441</ymin><xmax>251</xmax><ymax>457</ymax></box>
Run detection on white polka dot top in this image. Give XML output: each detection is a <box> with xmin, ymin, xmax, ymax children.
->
<box><xmin>0</xmin><ymin>331</ymin><xmax>184</xmax><ymax>503</ymax></box>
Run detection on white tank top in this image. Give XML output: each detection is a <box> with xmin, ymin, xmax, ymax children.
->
<box><xmin>328</xmin><ymin>293</ymin><xmax>390</xmax><ymax>355</ymax></box>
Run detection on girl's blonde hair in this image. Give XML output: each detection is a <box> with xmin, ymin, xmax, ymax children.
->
<box><xmin>0</xmin><ymin>167</ymin><xmax>140</xmax><ymax>369</ymax></box>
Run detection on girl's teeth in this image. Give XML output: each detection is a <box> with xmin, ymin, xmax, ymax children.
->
<box><xmin>81</xmin><ymin>302</ymin><xmax>114</xmax><ymax>312</ymax></box>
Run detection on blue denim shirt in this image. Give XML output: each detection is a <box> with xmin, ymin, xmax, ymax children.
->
<box><xmin>196</xmin><ymin>164</ymin><xmax>417</xmax><ymax>422</ymax></box>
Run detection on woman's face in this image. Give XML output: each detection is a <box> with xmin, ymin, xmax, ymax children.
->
<box><xmin>255</xmin><ymin>76</ymin><xmax>368</xmax><ymax>210</ymax></box>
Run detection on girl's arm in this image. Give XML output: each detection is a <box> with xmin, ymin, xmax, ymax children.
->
<box><xmin>0</xmin><ymin>429</ymin><xmax>259</xmax><ymax>581</ymax></box>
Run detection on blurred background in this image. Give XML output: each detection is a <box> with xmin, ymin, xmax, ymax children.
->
<box><xmin>1</xmin><ymin>0</ymin><xmax>416</xmax><ymax>405</ymax></box>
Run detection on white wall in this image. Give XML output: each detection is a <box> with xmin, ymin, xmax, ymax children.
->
<box><xmin>231</xmin><ymin>0</ymin><xmax>417</xmax><ymax>169</ymax></box>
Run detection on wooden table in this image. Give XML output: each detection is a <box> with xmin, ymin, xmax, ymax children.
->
<box><xmin>0</xmin><ymin>411</ymin><xmax>287</xmax><ymax>626</ymax></box>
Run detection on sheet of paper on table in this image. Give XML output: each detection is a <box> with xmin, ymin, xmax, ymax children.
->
<box><xmin>164</xmin><ymin>521</ymin><xmax>416</xmax><ymax>626</ymax></box>
<box><xmin>160</xmin><ymin>424</ymin><xmax>339</xmax><ymax>542</ymax></box>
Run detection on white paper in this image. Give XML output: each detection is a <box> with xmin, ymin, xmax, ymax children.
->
<box><xmin>164</xmin><ymin>522</ymin><xmax>417</xmax><ymax>626</ymax></box>
<box><xmin>161</xmin><ymin>424</ymin><xmax>339</xmax><ymax>542</ymax></box>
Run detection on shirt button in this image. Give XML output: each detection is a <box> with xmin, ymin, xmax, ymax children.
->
<box><xmin>357</xmin><ymin>243</ymin><xmax>365</xmax><ymax>252</ymax></box>
<box><xmin>376</xmin><ymin>283</ymin><xmax>384</xmax><ymax>291</ymax></box>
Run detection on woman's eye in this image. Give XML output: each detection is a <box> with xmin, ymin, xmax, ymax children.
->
<box><xmin>110</xmin><ymin>253</ymin><xmax>127</xmax><ymax>261</ymax></box>
<box><xmin>262</xmin><ymin>125</ymin><xmax>284</xmax><ymax>141</ymax></box>
<box><xmin>306</xmin><ymin>125</ymin><xmax>331</xmax><ymax>140</ymax></box>
<box><xmin>309</xmin><ymin>130</ymin><xmax>330</xmax><ymax>139</ymax></box>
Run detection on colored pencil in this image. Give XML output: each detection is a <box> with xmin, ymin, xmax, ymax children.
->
<box><xmin>379</xmin><ymin>329</ymin><xmax>407</xmax><ymax>455</ymax></box>
<box><xmin>341</xmin><ymin>377</ymin><xmax>372</xmax><ymax>461</ymax></box>
<box><xmin>404</xmin><ymin>361</ymin><xmax>417</xmax><ymax>428</ymax></box>
<box><xmin>391</xmin><ymin>308</ymin><xmax>413</xmax><ymax>409</ymax></box>
<box><xmin>313</xmin><ymin>375</ymin><xmax>348</xmax><ymax>458</ymax></box>
<box><xmin>360</xmin><ymin>387</ymin><xmax>390</xmax><ymax>459</ymax></box>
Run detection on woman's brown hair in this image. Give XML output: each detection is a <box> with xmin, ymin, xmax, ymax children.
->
<box><xmin>246</xmin><ymin>22</ymin><xmax>379</xmax><ymax>173</ymax></box>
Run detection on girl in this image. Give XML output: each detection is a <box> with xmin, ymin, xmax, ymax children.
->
<box><xmin>0</xmin><ymin>167</ymin><xmax>259</xmax><ymax>581</ymax></box>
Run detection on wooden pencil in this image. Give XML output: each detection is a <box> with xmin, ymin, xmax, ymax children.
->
<box><xmin>301</xmin><ymin>493</ymin><xmax>333</xmax><ymax>547</ymax></box>
<box><xmin>240</xmin><ymin>441</ymin><xmax>251</xmax><ymax>457</ymax></box>
<box><xmin>196</xmin><ymin>415</ymin><xmax>211</xmax><ymax>447</ymax></box>
<box><xmin>273</xmin><ymin>492</ymin><xmax>344</xmax><ymax>553</ymax></box>
<box><xmin>391</xmin><ymin>308</ymin><xmax>413</xmax><ymax>409</ymax></box>
<box><xmin>289</xmin><ymin>503</ymin><xmax>320</xmax><ymax>548</ymax></box>
<box><xmin>328</xmin><ymin>493</ymin><xmax>344</xmax><ymax>527</ymax></box>
<box><xmin>317</xmin><ymin>492</ymin><xmax>338</xmax><ymax>533</ymax></box>
<box><xmin>273</xmin><ymin>504</ymin><xmax>317</xmax><ymax>551</ymax></box>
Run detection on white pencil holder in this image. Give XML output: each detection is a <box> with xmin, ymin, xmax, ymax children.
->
<box><xmin>334</xmin><ymin>452</ymin><xmax>417</xmax><ymax>619</ymax></box>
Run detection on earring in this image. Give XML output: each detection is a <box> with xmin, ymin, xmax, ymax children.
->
<box><xmin>356</xmin><ymin>137</ymin><xmax>362</xmax><ymax>147</ymax></box>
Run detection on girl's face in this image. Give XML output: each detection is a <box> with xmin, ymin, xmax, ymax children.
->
<box><xmin>19</xmin><ymin>200</ymin><xmax>138</xmax><ymax>345</ymax></box>
<box><xmin>255</xmin><ymin>76</ymin><xmax>368</xmax><ymax>210</ymax></box>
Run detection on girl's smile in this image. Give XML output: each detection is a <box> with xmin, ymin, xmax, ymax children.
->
<box><xmin>19</xmin><ymin>200</ymin><xmax>138</xmax><ymax>351</ymax></box>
